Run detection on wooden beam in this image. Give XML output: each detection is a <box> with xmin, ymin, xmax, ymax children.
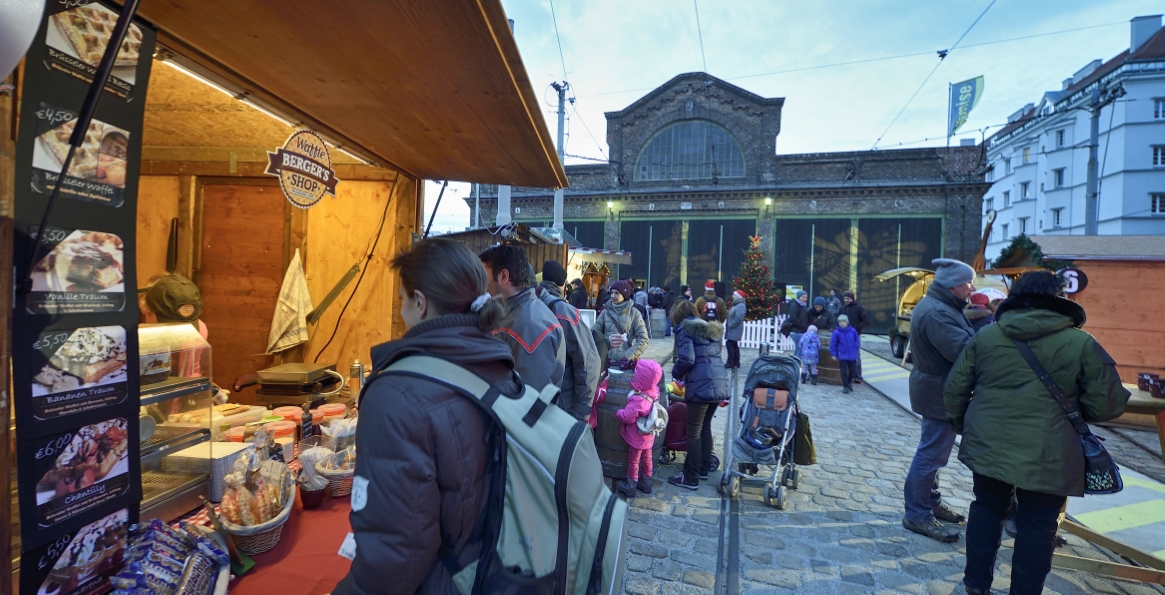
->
<box><xmin>141</xmin><ymin>145</ymin><xmax>363</xmax><ymax>166</ymax></box>
<box><xmin>141</xmin><ymin>159</ymin><xmax>399</xmax><ymax>181</ymax></box>
<box><xmin>177</xmin><ymin>174</ymin><xmax>197</xmax><ymax>279</ymax></box>
<box><xmin>1060</xmin><ymin>520</ymin><xmax>1165</xmax><ymax>570</ymax></box>
<box><xmin>1</xmin><ymin>71</ymin><xmax>16</xmax><ymax>595</ymax></box>
<box><xmin>1052</xmin><ymin>553</ymin><xmax>1165</xmax><ymax>584</ymax></box>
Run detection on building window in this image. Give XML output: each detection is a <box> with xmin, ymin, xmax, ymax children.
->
<box><xmin>1003</xmin><ymin>191</ymin><xmax>1010</xmax><ymax>206</ymax></box>
<box><xmin>1053</xmin><ymin>168</ymin><xmax>1065</xmax><ymax>188</ymax></box>
<box><xmin>1001</xmin><ymin>223</ymin><xmax>1009</xmax><ymax>239</ymax></box>
<box><xmin>985</xmin><ymin>169</ymin><xmax>993</xmax><ymax>182</ymax></box>
<box><xmin>1155</xmin><ymin>146</ymin><xmax>1165</xmax><ymax>167</ymax></box>
<box><xmin>1156</xmin><ymin>99</ymin><xmax>1165</xmax><ymax>119</ymax></box>
<box><xmin>1052</xmin><ymin>208</ymin><xmax>1063</xmax><ymax>227</ymax></box>
<box><xmin>1020</xmin><ymin>182</ymin><xmax>1030</xmax><ymax>198</ymax></box>
<box><xmin>1056</xmin><ymin>129</ymin><xmax>1065</xmax><ymax>147</ymax></box>
<box><xmin>984</xmin><ymin>198</ymin><xmax>993</xmax><ymax>213</ymax></box>
<box><xmin>1004</xmin><ymin>159</ymin><xmax>1012</xmax><ymax>175</ymax></box>
<box><xmin>634</xmin><ymin>120</ymin><xmax>746</xmax><ymax>181</ymax></box>
<box><xmin>1019</xmin><ymin>217</ymin><xmax>1029</xmax><ymax>235</ymax></box>
<box><xmin>1023</xmin><ymin>147</ymin><xmax>1031</xmax><ymax>163</ymax></box>
<box><xmin>1153</xmin><ymin>193</ymin><xmax>1165</xmax><ymax>214</ymax></box>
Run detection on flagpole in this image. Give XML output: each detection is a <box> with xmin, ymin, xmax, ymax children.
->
<box><xmin>946</xmin><ymin>82</ymin><xmax>952</xmax><ymax>149</ymax></box>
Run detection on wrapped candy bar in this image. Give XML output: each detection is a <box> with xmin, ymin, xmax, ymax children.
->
<box><xmin>175</xmin><ymin>552</ymin><xmax>217</xmax><ymax>595</ymax></box>
<box><xmin>177</xmin><ymin>522</ymin><xmax>229</xmax><ymax>567</ymax></box>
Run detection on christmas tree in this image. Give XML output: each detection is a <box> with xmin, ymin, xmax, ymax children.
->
<box><xmin>732</xmin><ymin>235</ymin><xmax>778</xmax><ymax>320</ymax></box>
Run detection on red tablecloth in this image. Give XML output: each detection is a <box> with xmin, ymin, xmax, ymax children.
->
<box><xmin>228</xmin><ymin>490</ymin><xmax>353</xmax><ymax>595</ymax></box>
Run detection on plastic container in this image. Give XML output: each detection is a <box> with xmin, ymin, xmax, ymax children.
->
<box><xmin>275</xmin><ymin>436</ymin><xmax>294</xmax><ymax>461</ymax></box>
<box><xmin>225</xmin><ymin>426</ymin><xmax>246</xmax><ymax>442</ymax></box>
<box><xmin>266</xmin><ymin>421</ymin><xmax>297</xmax><ymax>438</ymax></box>
<box><xmin>272</xmin><ymin>406</ymin><xmax>302</xmax><ymax>422</ymax></box>
<box><xmin>310</xmin><ymin>410</ymin><xmax>324</xmax><ymax>435</ymax></box>
<box><xmin>317</xmin><ymin>403</ymin><xmax>346</xmax><ymax>422</ymax></box>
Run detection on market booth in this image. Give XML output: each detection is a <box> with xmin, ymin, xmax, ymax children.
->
<box><xmin>1</xmin><ymin>1</ymin><xmax>565</xmax><ymax>593</ymax></box>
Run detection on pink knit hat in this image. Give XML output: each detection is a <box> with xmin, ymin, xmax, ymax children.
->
<box><xmin>631</xmin><ymin>359</ymin><xmax>663</xmax><ymax>398</ymax></box>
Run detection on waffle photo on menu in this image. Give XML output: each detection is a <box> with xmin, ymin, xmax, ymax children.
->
<box><xmin>33</xmin><ymin>118</ymin><xmax>130</xmax><ymax>189</ymax></box>
<box><xmin>38</xmin><ymin>509</ymin><xmax>129</xmax><ymax>595</ymax></box>
<box><xmin>36</xmin><ymin>418</ymin><xmax>130</xmax><ymax>504</ymax></box>
<box><xmin>46</xmin><ymin>1</ymin><xmax>142</xmax><ymax>83</ymax></box>
<box><xmin>31</xmin><ymin>230</ymin><xmax>125</xmax><ymax>294</ymax></box>
<box><xmin>33</xmin><ymin>326</ymin><xmax>127</xmax><ymax>397</ymax></box>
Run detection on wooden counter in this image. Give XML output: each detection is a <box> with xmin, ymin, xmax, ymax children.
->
<box><xmin>1123</xmin><ymin>384</ymin><xmax>1165</xmax><ymax>465</ymax></box>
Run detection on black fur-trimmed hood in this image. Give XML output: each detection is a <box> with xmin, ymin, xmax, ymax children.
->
<box><xmin>681</xmin><ymin>317</ymin><xmax>725</xmax><ymax>341</ymax></box>
<box><xmin>995</xmin><ymin>293</ymin><xmax>1086</xmax><ymax>328</ymax></box>
<box><xmin>964</xmin><ymin>305</ymin><xmax>994</xmax><ymax>321</ymax></box>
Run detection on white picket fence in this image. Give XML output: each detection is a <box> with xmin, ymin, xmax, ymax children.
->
<box><xmin>738</xmin><ymin>315</ymin><xmax>795</xmax><ymax>352</ymax></box>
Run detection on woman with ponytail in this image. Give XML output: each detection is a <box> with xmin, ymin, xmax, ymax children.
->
<box><xmin>335</xmin><ymin>238</ymin><xmax>522</xmax><ymax>595</ymax></box>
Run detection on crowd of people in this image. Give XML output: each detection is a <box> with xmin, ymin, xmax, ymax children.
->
<box><xmin>338</xmin><ymin>238</ymin><xmax>1131</xmax><ymax>595</ymax></box>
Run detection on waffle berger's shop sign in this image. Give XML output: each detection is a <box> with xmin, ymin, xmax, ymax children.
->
<box><xmin>265</xmin><ymin>130</ymin><xmax>341</xmax><ymax>208</ymax></box>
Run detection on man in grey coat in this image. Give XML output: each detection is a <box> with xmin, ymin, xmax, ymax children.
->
<box><xmin>724</xmin><ymin>289</ymin><xmax>747</xmax><ymax>368</ymax></box>
<box><xmin>537</xmin><ymin>260</ymin><xmax>601</xmax><ymax>420</ymax></box>
<box><xmin>480</xmin><ymin>245</ymin><xmax>566</xmax><ymax>393</ymax></box>
<box><xmin>903</xmin><ymin>258</ymin><xmax>977</xmax><ymax>542</ymax></box>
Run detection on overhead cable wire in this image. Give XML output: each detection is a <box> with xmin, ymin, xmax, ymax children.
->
<box><xmin>582</xmin><ymin>18</ymin><xmax>1120</xmax><ymax>99</ymax></box>
<box><xmin>547</xmin><ymin>0</ymin><xmax>568</xmax><ymax>80</ymax></box>
<box><xmin>871</xmin><ymin>0</ymin><xmax>999</xmax><ymax>149</ymax></box>
<box><xmin>693</xmin><ymin>0</ymin><xmax>708</xmax><ymax>72</ymax></box>
<box><xmin>570</xmin><ymin>100</ymin><xmax>609</xmax><ymax>160</ymax></box>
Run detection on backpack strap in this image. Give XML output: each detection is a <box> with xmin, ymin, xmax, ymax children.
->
<box><xmin>1011</xmin><ymin>339</ymin><xmax>1092</xmax><ymax>437</ymax></box>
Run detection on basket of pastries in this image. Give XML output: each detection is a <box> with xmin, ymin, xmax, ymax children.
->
<box><xmin>314</xmin><ymin>445</ymin><xmax>356</xmax><ymax>497</ymax></box>
<box><xmin>217</xmin><ymin>430</ymin><xmax>296</xmax><ymax>555</ymax></box>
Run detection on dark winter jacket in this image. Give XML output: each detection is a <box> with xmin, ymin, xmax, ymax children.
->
<box><xmin>830</xmin><ymin>325</ymin><xmax>861</xmax><ymax>361</ymax></box>
<box><xmin>335</xmin><ymin>315</ymin><xmax>523</xmax><ymax>595</ymax></box>
<box><xmin>908</xmin><ymin>284</ymin><xmax>975</xmax><ymax>420</ymax></box>
<box><xmin>724</xmin><ymin>295</ymin><xmax>747</xmax><ymax>342</ymax></box>
<box><xmin>963</xmin><ymin>305</ymin><xmax>995</xmax><ymax>332</ymax></box>
<box><xmin>808</xmin><ymin>297</ymin><xmax>832</xmax><ymax>330</ymax></box>
<box><xmin>671</xmin><ymin>317</ymin><xmax>729</xmax><ymax>402</ymax></box>
<box><xmin>944</xmin><ymin>294</ymin><xmax>1130</xmax><ymax>496</ymax></box>
<box><xmin>839</xmin><ymin>301</ymin><xmax>869</xmax><ymax>334</ymax></box>
<box><xmin>662</xmin><ymin>290</ymin><xmax>676</xmax><ymax>313</ymax></box>
<box><xmin>781</xmin><ymin>300</ymin><xmax>810</xmax><ymax>336</ymax></box>
<box><xmin>826</xmin><ymin>296</ymin><xmax>842</xmax><ymax>319</ymax></box>
<box><xmin>694</xmin><ymin>292</ymin><xmax>728</xmax><ymax>323</ymax></box>
<box><xmin>537</xmin><ymin>282</ymin><xmax>601</xmax><ymax>420</ymax></box>
<box><xmin>594</xmin><ymin>297</ymin><xmax>649</xmax><ymax>361</ymax></box>
<box><xmin>568</xmin><ymin>285</ymin><xmax>589</xmax><ymax>310</ymax></box>
<box><xmin>497</xmin><ymin>287</ymin><xmax>566</xmax><ymax>392</ymax></box>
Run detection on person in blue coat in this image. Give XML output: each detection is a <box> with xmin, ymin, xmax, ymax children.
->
<box><xmin>667</xmin><ymin>300</ymin><xmax>728</xmax><ymax>490</ymax></box>
<box><xmin>830</xmin><ymin>314</ymin><xmax>861</xmax><ymax>394</ymax></box>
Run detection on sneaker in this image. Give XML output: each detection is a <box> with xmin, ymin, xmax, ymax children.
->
<box><xmin>965</xmin><ymin>588</ymin><xmax>990</xmax><ymax>595</ymax></box>
<box><xmin>811</xmin><ymin>375</ymin><xmax>818</xmax><ymax>386</ymax></box>
<box><xmin>854</xmin><ymin>378</ymin><xmax>863</xmax><ymax>384</ymax></box>
<box><xmin>667</xmin><ymin>474</ymin><xmax>699</xmax><ymax>490</ymax></box>
<box><xmin>637</xmin><ymin>475</ymin><xmax>653</xmax><ymax>494</ymax></box>
<box><xmin>698</xmin><ymin>473</ymin><xmax>709</xmax><ymax>481</ymax></box>
<box><xmin>933</xmin><ymin>503</ymin><xmax>966</xmax><ymax>524</ymax></box>
<box><xmin>1004</xmin><ymin>518</ymin><xmax>1017</xmax><ymax>538</ymax></box>
<box><xmin>616</xmin><ymin>479</ymin><xmax>637</xmax><ymax>499</ymax></box>
<box><xmin>902</xmin><ymin>517</ymin><xmax>960</xmax><ymax>543</ymax></box>
<box><xmin>842</xmin><ymin>387</ymin><xmax>852</xmax><ymax>394</ymax></box>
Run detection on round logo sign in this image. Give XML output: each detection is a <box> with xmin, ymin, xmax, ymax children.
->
<box><xmin>264</xmin><ymin>130</ymin><xmax>340</xmax><ymax>208</ymax></box>
<box><xmin>1057</xmin><ymin>268</ymin><xmax>1088</xmax><ymax>294</ymax></box>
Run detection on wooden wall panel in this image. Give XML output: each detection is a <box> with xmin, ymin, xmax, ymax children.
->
<box><xmin>304</xmin><ymin>176</ymin><xmax>415</xmax><ymax>370</ymax></box>
<box><xmin>1070</xmin><ymin>261</ymin><xmax>1165</xmax><ymax>382</ymax></box>
<box><xmin>136</xmin><ymin>175</ymin><xmax>180</xmax><ymax>283</ymax></box>
<box><xmin>198</xmin><ymin>183</ymin><xmax>285</xmax><ymax>400</ymax></box>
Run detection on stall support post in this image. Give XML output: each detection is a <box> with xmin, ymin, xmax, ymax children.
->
<box><xmin>1</xmin><ymin>72</ymin><xmax>15</xmax><ymax>594</ymax></box>
<box><xmin>497</xmin><ymin>185</ymin><xmax>512</xmax><ymax>226</ymax></box>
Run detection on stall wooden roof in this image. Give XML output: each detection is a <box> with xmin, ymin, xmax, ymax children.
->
<box><xmin>1036</xmin><ymin>235</ymin><xmax>1165</xmax><ymax>261</ymax></box>
<box><xmin>133</xmin><ymin>0</ymin><xmax>567</xmax><ymax>188</ymax></box>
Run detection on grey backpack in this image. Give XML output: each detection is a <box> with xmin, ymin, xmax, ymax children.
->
<box><xmin>374</xmin><ymin>355</ymin><xmax>627</xmax><ymax>595</ymax></box>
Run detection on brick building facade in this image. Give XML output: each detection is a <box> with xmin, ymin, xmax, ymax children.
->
<box><xmin>467</xmin><ymin>73</ymin><xmax>989</xmax><ymax>333</ymax></box>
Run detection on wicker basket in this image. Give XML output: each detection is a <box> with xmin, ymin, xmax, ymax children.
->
<box><xmin>222</xmin><ymin>491</ymin><xmax>294</xmax><ymax>555</ymax></box>
<box><xmin>315</xmin><ymin>461</ymin><xmax>355</xmax><ymax>497</ymax></box>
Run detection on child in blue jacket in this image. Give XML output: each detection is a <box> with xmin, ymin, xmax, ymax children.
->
<box><xmin>798</xmin><ymin>325</ymin><xmax>820</xmax><ymax>385</ymax></box>
<box><xmin>830</xmin><ymin>314</ymin><xmax>861</xmax><ymax>394</ymax></box>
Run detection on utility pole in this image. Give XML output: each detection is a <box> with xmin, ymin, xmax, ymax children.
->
<box><xmin>1084</xmin><ymin>83</ymin><xmax>1125</xmax><ymax>236</ymax></box>
<box><xmin>473</xmin><ymin>183</ymin><xmax>480</xmax><ymax>229</ymax></box>
<box><xmin>550</xmin><ymin>81</ymin><xmax>569</xmax><ymax>230</ymax></box>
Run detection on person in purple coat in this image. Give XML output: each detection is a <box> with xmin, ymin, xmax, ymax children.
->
<box><xmin>615</xmin><ymin>359</ymin><xmax>664</xmax><ymax>497</ymax></box>
<box><xmin>830</xmin><ymin>315</ymin><xmax>861</xmax><ymax>394</ymax></box>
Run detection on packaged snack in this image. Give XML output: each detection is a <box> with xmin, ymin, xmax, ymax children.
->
<box><xmin>176</xmin><ymin>522</ymin><xmax>229</xmax><ymax>567</ymax></box>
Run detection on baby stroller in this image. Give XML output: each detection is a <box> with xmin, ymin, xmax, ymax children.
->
<box><xmin>657</xmin><ymin>387</ymin><xmax>720</xmax><ymax>472</ymax></box>
<box><xmin>718</xmin><ymin>354</ymin><xmax>802</xmax><ymax>509</ymax></box>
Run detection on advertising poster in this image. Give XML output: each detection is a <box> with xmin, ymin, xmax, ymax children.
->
<box><xmin>12</xmin><ymin>0</ymin><xmax>155</xmax><ymax>562</ymax></box>
<box><xmin>18</xmin><ymin>508</ymin><xmax>132</xmax><ymax>595</ymax></box>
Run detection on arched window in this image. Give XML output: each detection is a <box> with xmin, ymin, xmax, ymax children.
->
<box><xmin>634</xmin><ymin>120</ymin><xmax>745</xmax><ymax>181</ymax></box>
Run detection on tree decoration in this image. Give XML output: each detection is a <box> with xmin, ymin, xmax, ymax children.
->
<box><xmin>732</xmin><ymin>235</ymin><xmax>778</xmax><ymax>320</ymax></box>
<box><xmin>991</xmin><ymin>234</ymin><xmax>1074</xmax><ymax>272</ymax></box>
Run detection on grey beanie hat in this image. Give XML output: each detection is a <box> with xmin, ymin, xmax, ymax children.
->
<box><xmin>795</xmin><ymin>290</ymin><xmax>808</xmax><ymax>300</ymax></box>
<box><xmin>931</xmin><ymin>258</ymin><xmax>975</xmax><ymax>288</ymax></box>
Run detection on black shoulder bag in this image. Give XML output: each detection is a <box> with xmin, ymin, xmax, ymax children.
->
<box><xmin>1011</xmin><ymin>339</ymin><xmax>1123</xmax><ymax>495</ymax></box>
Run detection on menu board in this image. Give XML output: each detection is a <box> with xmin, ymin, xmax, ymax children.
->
<box><xmin>12</xmin><ymin>0</ymin><xmax>156</xmax><ymax>569</ymax></box>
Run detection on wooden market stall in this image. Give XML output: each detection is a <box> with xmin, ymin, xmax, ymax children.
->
<box><xmin>2</xmin><ymin>1</ymin><xmax>565</xmax><ymax>591</ymax></box>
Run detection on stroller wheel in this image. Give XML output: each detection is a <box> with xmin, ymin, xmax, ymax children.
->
<box><xmin>763</xmin><ymin>484</ymin><xmax>773</xmax><ymax>507</ymax></box>
<box><xmin>789</xmin><ymin>468</ymin><xmax>801</xmax><ymax>490</ymax></box>
<box><xmin>780</xmin><ymin>467</ymin><xmax>789</xmax><ymax>487</ymax></box>
<box><xmin>709</xmin><ymin>452</ymin><xmax>720</xmax><ymax>473</ymax></box>
<box><xmin>775</xmin><ymin>486</ymin><xmax>789</xmax><ymax>510</ymax></box>
<box><xmin>728</xmin><ymin>475</ymin><xmax>740</xmax><ymax>499</ymax></box>
<box><xmin>658</xmin><ymin>450</ymin><xmax>674</xmax><ymax>465</ymax></box>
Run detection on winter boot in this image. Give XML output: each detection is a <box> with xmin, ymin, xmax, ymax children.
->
<box><xmin>617</xmin><ymin>477</ymin><xmax>638</xmax><ymax>499</ymax></box>
<box><xmin>811</xmin><ymin>375</ymin><xmax>818</xmax><ymax>386</ymax></box>
<box><xmin>637</xmin><ymin>474</ymin><xmax>653</xmax><ymax>494</ymax></box>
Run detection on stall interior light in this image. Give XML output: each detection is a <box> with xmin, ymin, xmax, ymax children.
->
<box><xmin>239</xmin><ymin>98</ymin><xmax>298</xmax><ymax>128</ymax></box>
<box><xmin>160</xmin><ymin>59</ymin><xmax>238</xmax><ymax>100</ymax></box>
<box><xmin>329</xmin><ymin>143</ymin><xmax>372</xmax><ymax>166</ymax></box>
<box><xmin>764</xmin><ymin>197</ymin><xmax>772</xmax><ymax>205</ymax></box>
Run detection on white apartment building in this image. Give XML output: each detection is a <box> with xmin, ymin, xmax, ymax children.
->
<box><xmin>983</xmin><ymin>15</ymin><xmax>1165</xmax><ymax>261</ymax></box>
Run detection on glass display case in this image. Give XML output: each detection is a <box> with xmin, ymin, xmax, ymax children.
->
<box><xmin>138</xmin><ymin>323</ymin><xmax>214</xmax><ymax>521</ymax></box>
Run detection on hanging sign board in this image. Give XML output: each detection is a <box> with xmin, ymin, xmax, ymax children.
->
<box><xmin>1057</xmin><ymin>268</ymin><xmax>1088</xmax><ymax>295</ymax></box>
<box><xmin>265</xmin><ymin>129</ymin><xmax>340</xmax><ymax>208</ymax></box>
<box><xmin>12</xmin><ymin>0</ymin><xmax>153</xmax><ymax>563</ymax></box>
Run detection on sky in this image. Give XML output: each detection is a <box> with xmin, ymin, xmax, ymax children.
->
<box><xmin>422</xmin><ymin>0</ymin><xmax>1165</xmax><ymax>234</ymax></box>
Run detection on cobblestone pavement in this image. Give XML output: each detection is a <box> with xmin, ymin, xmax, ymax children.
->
<box><xmin>619</xmin><ymin>338</ymin><xmax>1165</xmax><ymax>595</ymax></box>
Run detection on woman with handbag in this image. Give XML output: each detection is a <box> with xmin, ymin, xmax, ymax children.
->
<box><xmin>667</xmin><ymin>300</ymin><xmax>729</xmax><ymax>490</ymax></box>
<box><xmin>944</xmin><ymin>271</ymin><xmax>1130</xmax><ymax>595</ymax></box>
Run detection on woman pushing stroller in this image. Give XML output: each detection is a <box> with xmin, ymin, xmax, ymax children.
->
<box><xmin>667</xmin><ymin>300</ymin><xmax>729</xmax><ymax>490</ymax></box>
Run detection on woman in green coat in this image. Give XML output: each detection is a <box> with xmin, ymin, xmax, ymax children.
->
<box><xmin>944</xmin><ymin>271</ymin><xmax>1129</xmax><ymax>595</ymax></box>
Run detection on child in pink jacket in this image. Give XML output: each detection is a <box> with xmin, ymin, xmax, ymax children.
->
<box><xmin>616</xmin><ymin>359</ymin><xmax>663</xmax><ymax>497</ymax></box>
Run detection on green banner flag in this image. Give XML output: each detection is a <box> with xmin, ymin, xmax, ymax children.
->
<box><xmin>948</xmin><ymin>76</ymin><xmax>985</xmax><ymax>137</ymax></box>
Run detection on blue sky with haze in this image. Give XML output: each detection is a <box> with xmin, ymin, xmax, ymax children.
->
<box><xmin>424</xmin><ymin>0</ymin><xmax>1163</xmax><ymax>234</ymax></box>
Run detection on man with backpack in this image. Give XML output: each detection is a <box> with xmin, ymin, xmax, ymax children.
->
<box><xmin>537</xmin><ymin>260</ymin><xmax>601</xmax><ymax>421</ymax></box>
<box><xmin>693</xmin><ymin>279</ymin><xmax>727</xmax><ymax>323</ymax></box>
<box><xmin>480</xmin><ymin>245</ymin><xmax>566</xmax><ymax>392</ymax></box>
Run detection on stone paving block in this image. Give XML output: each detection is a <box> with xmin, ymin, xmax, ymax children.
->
<box><xmin>652</xmin><ymin>559</ymin><xmax>684</xmax><ymax>581</ymax></box>
<box><xmin>658</xmin><ymin>581</ymin><xmax>714</xmax><ymax>595</ymax></box>
<box><xmin>692</xmin><ymin>538</ymin><xmax>718</xmax><ymax>556</ymax></box>
<box><xmin>626</xmin><ymin>553</ymin><xmax>654</xmax><ymax>572</ymax></box>
<box><xmin>629</xmin><ymin>521</ymin><xmax>659</xmax><ymax>541</ymax></box>
<box><xmin>925</xmin><ymin>580</ymin><xmax>958</xmax><ymax>595</ymax></box>
<box><xmin>629</xmin><ymin>538</ymin><xmax>669</xmax><ymax>559</ymax></box>
<box><xmin>743</xmin><ymin>567</ymin><xmax>798</xmax><ymax>589</ymax></box>
<box><xmin>624</xmin><ymin>576</ymin><xmax>660</xmax><ymax>595</ymax></box>
<box><xmin>633</xmin><ymin>497</ymin><xmax>672</xmax><ymax>512</ymax></box>
<box><xmin>682</xmin><ymin>568</ymin><xmax>715</xmax><ymax>589</ymax></box>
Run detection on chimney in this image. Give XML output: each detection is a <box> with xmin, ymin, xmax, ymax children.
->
<box><xmin>1131</xmin><ymin>15</ymin><xmax>1162</xmax><ymax>52</ymax></box>
<box><xmin>1008</xmin><ymin>103</ymin><xmax>1034</xmax><ymax>124</ymax></box>
<box><xmin>1072</xmin><ymin>59</ymin><xmax>1102</xmax><ymax>84</ymax></box>
<box><xmin>960</xmin><ymin>138</ymin><xmax>976</xmax><ymax>147</ymax></box>
<box><xmin>1062</xmin><ymin>78</ymin><xmax>1074</xmax><ymax>91</ymax></box>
